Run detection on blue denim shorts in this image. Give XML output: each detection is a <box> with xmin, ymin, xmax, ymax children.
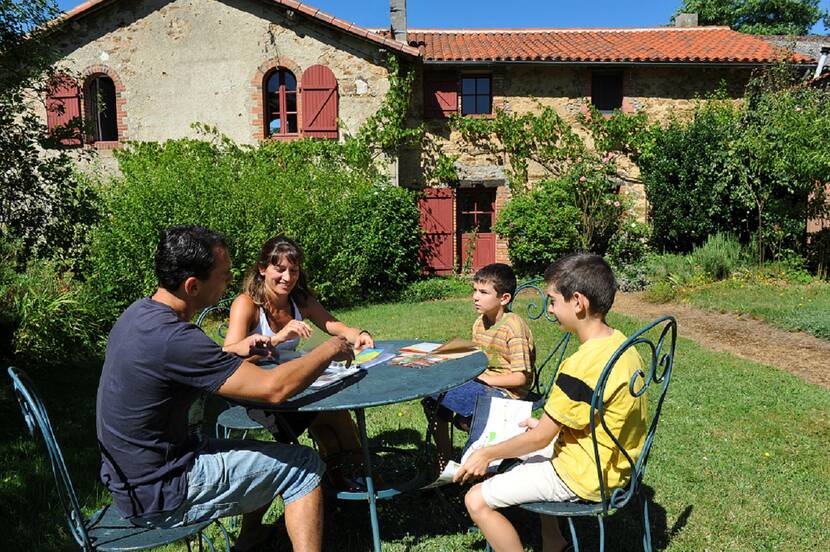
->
<box><xmin>429</xmin><ymin>379</ymin><xmax>509</xmax><ymax>420</ymax></box>
<box><xmin>137</xmin><ymin>438</ymin><xmax>324</xmax><ymax>528</ymax></box>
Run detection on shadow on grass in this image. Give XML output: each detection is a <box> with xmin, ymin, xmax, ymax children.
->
<box><xmin>0</xmin><ymin>364</ymin><xmax>692</xmax><ymax>551</ymax></box>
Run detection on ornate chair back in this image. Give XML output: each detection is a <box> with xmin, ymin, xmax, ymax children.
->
<box><xmin>508</xmin><ymin>278</ymin><xmax>572</xmax><ymax>408</ymax></box>
<box><xmin>592</xmin><ymin>316</ymin><xmax>677</xmax><ymax>514</ymax></box>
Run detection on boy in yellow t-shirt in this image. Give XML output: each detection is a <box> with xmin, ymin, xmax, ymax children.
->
<box><xmin>454</xmin><ymin>253</ymin><xmax>646</xmax><ymax>552</ymax></box>
<box><xmin>422</xmin><ymin>263</ymin><xmax>535</xmax><ymax>469</ymax></box>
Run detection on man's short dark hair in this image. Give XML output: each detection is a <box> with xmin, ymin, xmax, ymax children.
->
<box><xmin>543</xmin><ymin>253</ymin><xmax>617</xmax><ymax>316</ymax></box>
<box><xmin>473</xmin><ymin>263</ymin><xmax>517</xmax><ymax>297</ymax></box>
<box><xmin>154</xmin><ymin>225</ymin><xmax>227</xmax><ymax>291</ymax></box>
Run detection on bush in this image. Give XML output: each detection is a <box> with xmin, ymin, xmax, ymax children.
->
<box><xmin>640</xmin><ymin>98</ymin><xmax>753</xmax><ymax>253</ymax></box>
<box><xmin>494</xmin><ymin>178</ymin><xmax>581</xmax><ymax>277</ymax></box>
<box><xmin>691</xmin><ymin>233</ymin><xmax>744</xmax><ymax>280</ymax></box>
<box><xmin>607</xmin><ymin>217</ymin><xmax>651</xmax><ymax>268</ymax></box>
<box><xmin>85</xmin><ymin>137</ymin><xmax>422</xmax><ymax>321</ymax></box>
<box><xmin>1</xmin><ymin>257</ymin><xmax>106</xmax><ymax>363</ymax></box>
<box><xmin>399</xmin><ymin>276</ymin><xmax>470</xmax><ymax>303</ymax></box>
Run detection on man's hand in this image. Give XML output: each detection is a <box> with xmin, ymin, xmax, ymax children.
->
<box><xmin>324</xmin><ymin>336</ymin><xmax>354</xmax><ymax>366</ymax></box>
<box><xmin>273</xmin><ymin>320</ymin><xmax>312</xmax><ymax>344</ymax></box>
<box><xmin>453</xmin><ymin>447</ymin><xmax>492</xmax><ymax>484</ymax></box>
<box><xmin>241</xmin><ymin>333</ymin><xmax>277</xmax><ymax>358</ymax></box>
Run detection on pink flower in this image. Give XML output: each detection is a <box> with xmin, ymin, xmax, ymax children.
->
<box><xmin>614</xmin><ymin>201</ymin><xmax>621</xmax><ymax>207</ymax></box>
<box><xmin>579</xmin><ymin>176</ymin><xmax>587</xmax><ymax>182</ymax></box>
<box><xmin>605</xmin><ymin>199</ymin><xmax>612</xmax><ymax>205</ymax></box>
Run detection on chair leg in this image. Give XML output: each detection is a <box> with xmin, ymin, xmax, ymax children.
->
<box><xmin>567</xmin><ymin>517</ymin><xmax>579</xmax><ymax>552</ymax></box>
<box><xmin>642</xmin><ymin>494</ymin><xmax>653</xmax><ymax>552</ymax></box>
<box><xmin>198</xmin><ymin>530</ymin><xmax>217</xmax><ymax>552</ymax></box>
<box><xmin>213</xmin><ymin>519</ymin><xmax>232</xmax><ymax>552</ymax></box>
<box><xmin>597</xmin><ymin>516</ymin><xmax>605</xmax><ymax>552</ymax></box>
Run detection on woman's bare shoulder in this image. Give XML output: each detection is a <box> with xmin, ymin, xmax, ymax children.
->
<box><xmin>231</xmin><ymin>294</ymin><xmax>259</xmax><ymax>316</ymax></box>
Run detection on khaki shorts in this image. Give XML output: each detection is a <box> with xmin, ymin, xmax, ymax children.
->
<box><xmin>481</xmin><ymin>454</ymin><xmax>580</xmax><ymax>509</ymax></box>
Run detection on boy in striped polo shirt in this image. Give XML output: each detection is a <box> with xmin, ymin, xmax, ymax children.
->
<box><xmin>423</xmin><ymin>263</ymin><xmax>536</xmax><ymax>469</ymax></box>
<box><xmin>454</xmin><ymin>254</ymin><xmax>647</xmax><ymax>552</ymax></box>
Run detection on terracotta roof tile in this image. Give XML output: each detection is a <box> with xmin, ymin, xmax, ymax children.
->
<box><xmin>408</xmin><ymin>27</ymin><xmax>814</xmax><ymax>64</ymax></box>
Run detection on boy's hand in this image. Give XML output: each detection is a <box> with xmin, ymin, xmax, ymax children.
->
<box><xmin>519</xmin><ymin>417</ymin><xmax>539</xmax><ymax>430</ymax></box>
<box><xmin>453</xmin><ymin>448</ymin><xmax>491</xmax><ymax>484</ymax></box>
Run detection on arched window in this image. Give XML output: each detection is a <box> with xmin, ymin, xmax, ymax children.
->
<box><xmin>264</xmin><ymin>68</ymin><xmax>298</xmax><ymax>136</ymax></box>
<box><xmin>85</xmin><ymin>75</ymin><xmax>118</xmax><ymax>142</ymax></box>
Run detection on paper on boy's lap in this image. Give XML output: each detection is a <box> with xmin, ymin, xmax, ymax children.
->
<box><xmin>421</xmin><ymin>397</ymin><xmax>554</xmax><ymax>489</ymax></box>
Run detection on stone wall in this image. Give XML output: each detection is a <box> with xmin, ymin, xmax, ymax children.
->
<box><xmin>41</xmin><ymin>0</ymin><xmax>394</xmax><ymax>170</ymax></box>
<box><xmin>404</xmin><ymin>62</ymin><xmax>753</xmax><ymax>265</ymax></box>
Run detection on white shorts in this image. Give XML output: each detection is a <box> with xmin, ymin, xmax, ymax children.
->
<box><xmin>481</xmin><ymin>454</ymin><xmax>580</xmax><ymax>509</ymax></box>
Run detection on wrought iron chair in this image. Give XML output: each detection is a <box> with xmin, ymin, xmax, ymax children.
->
<box><xmin>511</xmin><ymin>316</ymin><xmax>677</xmax><ymax>552</ymax></box>
<box><xmin>191</xmin><ymin>298</ymin><xmax>264</xmax><ymax>439</ymax></box>
<box><xmin>508</xmin><ymin>278</ymin><xmax>572</xmax><ymax>409</ymax></box>
<box><xmin>7</xmin><ymin>366</ymin><xmax>231</xmax><ymax>551</ymax></box>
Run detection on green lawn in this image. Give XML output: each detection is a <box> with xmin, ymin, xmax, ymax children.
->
<box><xmin>2</xmin><ymin>296</ymin><xmax>829</xmax><ymax>550</ymax></box>
<box><xmin>677</xmin><ymin>278</ymin><xmax>830</xmax><ymax>339</ymax></box>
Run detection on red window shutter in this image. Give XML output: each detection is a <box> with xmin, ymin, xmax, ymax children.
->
<box><xmin>45</xmin><ymin>74</ymin><xmax>82</xmax><ymax>146</ymax></box>
<box><xmin>301</xmin><ymin>65</ymin><xmax>338</xmax><ymax>139</ymax></box>
<box><xmin>424</xmin><ymin>72</ymin><xmax>457</xmax><ymax>119</ymax></box>
<box><xmin>418</xmin><ymin>188</ymin><xmax>455</xmax><ymax>274</ymax></box>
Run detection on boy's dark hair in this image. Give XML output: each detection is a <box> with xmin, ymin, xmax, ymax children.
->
<box><xmin>473</xmin><ymin>263</ymin><xmax>517</xmax><ymax>297</ymax></box>
<box><xmin>154</xmin><ymin>225</ymin><xmax>227</xmax><ymax>291</ymax></box>
<box><xmin>543</xmin><ymin>253</ymin><xmax>617</xmax><ymax>316</ymax></box>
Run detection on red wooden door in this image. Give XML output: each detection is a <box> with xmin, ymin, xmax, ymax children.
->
<box><xmin>418</xmin><ymin>188</ymin><xmax>455</xmax><ymax>274</ymax></box>
<box><xmin>458</xmin><ymin>187</ymin><xmax>496</xmax><ymax>270</ymax></box>
<box><xmin>301</xmin><ymin>65</ymin><xmax>338</xmax><ymax>139</ymax></box>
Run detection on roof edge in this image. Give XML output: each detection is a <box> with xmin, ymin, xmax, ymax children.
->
<box><xmin>53</xmin><ymin>0</ymin><xmax>420</xmax><ymax>57</ymax></box>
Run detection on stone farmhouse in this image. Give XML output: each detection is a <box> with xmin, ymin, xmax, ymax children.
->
<box><xmin>41</xmin><ymin>0</ymin><xmax>815</xmax><ymax>273</ymax></box>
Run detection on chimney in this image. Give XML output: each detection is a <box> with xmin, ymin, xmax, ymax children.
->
<box><xmin>675</xmin><ymin>13</ymin><xmax>698</xmax><ymax>28</ymax></box>
<box><xmin>390</xmin><ymin>0</ymin><xmax>407</xmax><ymax>43</ymax></box>
<box><xmin>815</xmin><ymin>45</ymin><xmax>830</xmax><ymax>79</ymax></box>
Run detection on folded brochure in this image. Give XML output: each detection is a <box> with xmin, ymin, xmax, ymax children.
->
<box><xmin>393</xmin><ymin>338</ymin><xmax>480</xmax><ymax>367</ymax></box>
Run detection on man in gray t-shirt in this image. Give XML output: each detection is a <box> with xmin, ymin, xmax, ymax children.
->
<box><xmin>96</xmin><ymin>225</ymin><xmax>352</xmax><ymax>552</ymax></box>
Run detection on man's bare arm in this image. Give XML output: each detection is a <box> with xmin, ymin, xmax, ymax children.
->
<box><xmin>217</xmin><ymin>336</ymin><xmax>353</xmax><ymax>403</ymax></box>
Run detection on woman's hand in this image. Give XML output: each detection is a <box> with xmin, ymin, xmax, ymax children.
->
<box><xmin>453</xmin><ymin>447</ymin><xmax>492</xmax><ymax>484</ymax></box>
<box><xmin>272</xmin><ymin>320</ymin><xmax>312</xmax><ymax>345</ymax></box>
<box><xmin>353</xmin><ymin>330</ymin><xmax>374</xmax><ymax>350</ymax></box>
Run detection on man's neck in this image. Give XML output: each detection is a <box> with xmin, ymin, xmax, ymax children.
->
<box><xmin>151</xmin><ymin>288</ymin><xmax>195</xmax><ymax>321</ymax></box>
<box><xmin>575</xmin><ymin>317</ymin><xmax>614</xmax><ymax>345</ymax></box>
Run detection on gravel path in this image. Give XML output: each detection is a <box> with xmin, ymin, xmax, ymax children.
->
<box><xmin>614</xmin><ymin>292</ymin><xmax>830</xmax><ymax>389</ymax></box>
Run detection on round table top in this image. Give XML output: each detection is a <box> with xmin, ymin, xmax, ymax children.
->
<box><xmin>236</xmin><ymin>339</ymin><xmax>487</xmax><ymax>412</ymax></box>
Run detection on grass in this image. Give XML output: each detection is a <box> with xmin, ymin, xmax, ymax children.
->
<box><xmin>676</xmin><ymin>277</ymin><xmax>830</xmax><ymax>339</ymax></box>
<box><xmin>2</xmin><ymin>295</ymin><xmax>830</xmax><ymax>550</ymax></box>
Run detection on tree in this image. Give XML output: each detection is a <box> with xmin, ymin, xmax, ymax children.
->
<box><xmin>674</xmin><ymin>0</ymin><xmax>828</xmax><ymax>35</ymax></box>
<box><xmin>0</xmin><ymin>0</ymin><xmax>98</xmax><ymax>264</ymax></box>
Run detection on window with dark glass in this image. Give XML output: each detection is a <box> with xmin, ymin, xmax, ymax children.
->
<box><xmin>591</xmin><ymin>72</ymin><xmax>623</xmax><ymax>114</ymax></box>
<box><xmin>460</xmin><ymin>76</ymin><xmax>491</xmax><ymax>115</ymax></box>
<box><xmin>458</xmin><ymin>187</ymin><xmax>495</xmax><ymax>233</ymax></box>
<box><xmin>87</xmin><ymin>75</ymin><xmax>118</xmax><ymax>142</ymax></box>
<box><xmin>265</xmin><ymin>68</ymin><xmax>298</xmax><ymax>136</ymax></box>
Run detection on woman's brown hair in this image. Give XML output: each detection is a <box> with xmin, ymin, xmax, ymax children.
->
<box><xmin>243</xmin><ymin>236</ymin><xmax>311</xmax><ymax>307</ymax></box>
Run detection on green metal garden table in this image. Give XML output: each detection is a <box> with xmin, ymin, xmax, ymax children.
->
<box><xmin>235</xmin><ymin>339</ymin><xmax>487</xmax><ymax>552</ymax></box>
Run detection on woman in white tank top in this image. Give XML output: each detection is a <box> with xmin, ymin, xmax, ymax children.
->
<box><xmin>224</xmin><ymin>236</ymin><xmax>374</xmax><ymax>490</ymax></box>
